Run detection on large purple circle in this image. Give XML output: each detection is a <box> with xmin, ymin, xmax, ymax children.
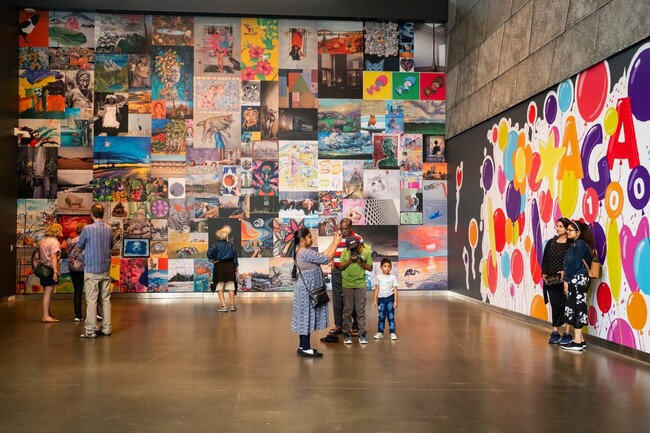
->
<box><xmin>607</xmin><ymin>318</ymin><xmax>637</xmax><ymax>349</ymax></box>
<box><xmin>505</xmin><ymin>181</ymin><xmax>521</xmax><ymax>221</ymax></box>
<box><xmin>544</xmin><ymin>94</ymin><xmax>558</xmax><ymax>124</ymax></box>
<box><xmin>482</xmin><ymin>158</ymin><xmax>494</xmax><ymax>191</ymax></box>
<box><xmin>591</xmin><ymin>221</ymin><xmax>606</xmax><ymax>263</ymax></box>
<box><xmin>629</xmin><ymin>45</ymin><xmax>650</xmax><ymax>121</ymax></box>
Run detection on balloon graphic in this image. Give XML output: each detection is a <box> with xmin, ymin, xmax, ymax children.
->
<box><xmin>607</xmin><ymin>318</ymin><xmax>637</xmax><ymax>349</ymax></box>
<box><xmin>603</xmin><ymin>107</ymin><xmax>619</xmax><ymax>136</ymax></box>
<box><xmin>628</xmin><ymin>43</ymin><xmax>650</xmax><ymax>121</ymax></box>
<box><xmin>491</xmin><ymin>125</ymin><xmax>498</xmax><ymax>144</ymax></box>
<box><xmin>576</xmin><ymin>61</ymin><xmax>609</xmax><ymax>122</ymax></box>
<box><xmin>592</xmin><ymin>221</ymin><xmax>607</xmax><ymax>264</ymax></box>
<box><xmin>530</xmin><ymin>246</ymin><xmax>542</xmax><ymax>284</ymax></box>
<box><xmin>627</xmin><ymin>166</ymin><xmax>650</xmax><ymax>210</ymax></box>
<box><xmin>497</xmin><ymin>165</ymin><xmax>506</xmax><ymax>194</ymax></box>
<box><xmin>510</xmin><ymin>283</ymin><xmax>515</xmax><ymax>297</ymax></box>
<box><xmin>627</xmin><ymin>292</ymin><xmax>648</xmax><ymax>331</ymax></box>
<box><xmin>531</xmin><ymin>199</ymin><xmax>543</xmax><ymax>268</ymax></box>
<box><xmin>588</xmin><ymin>305</ymin><xmax>597</xmax><ymax>326</ymax></box>
<box><xmin>482</xmin><ymin>259</ymin><xmax>489</xmax><ymax>288</ymax></box>
<box><xmin>513</xmin><ymin>147</ymin><xmax>527</xmax><ymax>191</ymax></box>
<box><xmin>636</xmin><ymin>238</ymin><xmax>650</xmax><ymax>296</ymax></box>
<box><xmin>528</xmin><ymin>152</ymin><xmax>542</xmax><ymax>192</ymax></box>
<box><xmin>620</xmin><ymin>219</ymin><xmax>649</xmax><ymax>293</ymax></box>
<box><xmin>605</xmin><ymin>181</ymin><xmax>624</xmax><ymax>219</ymax></box>
<box><xmin>493</xmin><ymin>208</ymin><xmax>506</xmax><ymax>253</ymax></box>
<box><xmin>582</xmin><ymin>187</ymin><xmax>599</xmax><ymax>224</ymax></box>
<box><xmin>501</xmin><ymin>251</ymin><xmax>511</xmax><ymax>279</ymax></box>
<box><xmin>606</xmin><ymin>218</ymin><xmax>622</xmax><ymax>301</ymax></box>
<box><xmin>557</xmin><ymin>79</ymin><xmax>573</xmax><ymax>112</ymax></box>
<box><xmin>505</xmin><ymin>181</ymin><xmax>521</xmax><ymax>221</ymax></box>
<box><xmin>544</xmin><ymin>93</ymin><xmax>558</xmax><ymax>124</ymax></box>
<box><xmin>497</xmin><ymin>119</ymin><xmax>509</xmax><ymax>150</ymax></box>
<box><xmin>530</xmin><ymin>295</ymin><xmax>548</xmax><ymax>321</ymax></box>
<box><xmin>557</xmin><ymin>171</ymin><xmax>579</xmax><ymax>217</ymax></box>
<box><xmin>538</xmin><ymin>190</ymin><xmax>553</xmax><ymax>223</ymax></box>
<box><xmin>487</xmin><ymin>251</ymin><xmax>498</xmax><ymax>295</ymax></box>
<box><xmin>503</xmin><ymin>131</ymin><xmax>518</xmax><ymax>182</ymax></box>
<box><xmin>482</xmin><ymin>157</ymin><xmax>494</xmax><ymax>190</ymax></box>
<box><xmin>468</xmin><ymin>218</ymin><xmax>479</xmax><ymax>249</ymax></box>
<box><xmin>597</xmin><ymin>282</ymin><xmax>612</xmax><ymax>314</ymax></box>
<box><xmin>527</xmin><ymin>102</ymin><xmax>537</xmax><ymax>125</ymax></box>
<box><xmin>511</xmin><ymin>249</ymin><xmax>524</xmax><ymax>284</ymax></box>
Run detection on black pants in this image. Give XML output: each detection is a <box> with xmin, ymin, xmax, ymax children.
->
<box><xmin>70</xmin><ymin>270</ymin><xmax>84</xmax><ymax>319</ymax></box>
<box><xmin>546</xmin><ymin>283</ymin><xmax>565</xmax><ymax>328</ymax></box>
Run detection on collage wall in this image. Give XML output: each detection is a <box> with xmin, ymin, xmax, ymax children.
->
<box><xmin>16</xmin><ymin>11</ymin><xmax>448</xmax><ymax>294</ymax></box>
<box><xmin>450</xmin><ymin>39</ymin><xmax>650</xmax><ymax>353</ymax></box>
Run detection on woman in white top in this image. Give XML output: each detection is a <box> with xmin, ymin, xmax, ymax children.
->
<box><xmin>38</xmin><ymin>222</ymin><xmax>62</xmax><ymax>323</ymax></box>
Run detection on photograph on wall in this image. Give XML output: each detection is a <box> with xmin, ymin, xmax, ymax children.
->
<box><xmin>383</xmin><ymin>100</ymin><xmax>404</xmax><ymax>134</ymax></box>
<box><xmin>423</xmin><ymin>134</ymin><xmax>445</xmax><ymax>162</ymax></box>
<box><xmin>353</xmin><ymin>224</ymin><xmax>398</xmax><ymax>260</ymax></box>
<box><xmin>93</xmin><ymin>136</ymin><xmax>151</xmax><ymax>178</ymax></box>
<box><xmin>268</xmin><ymin>257</ymin><xmax>295</xmax><ymax>291</ymax></box>
<box><xmin>318</xmin><ymin>131</ymin><xmax>372</xmax><ymax>160</ymax></box>
<box><xmin>362</xmin><ymin>169</ymin><xmax>399</xmax><ymax>200</ymax></box>
<box><xmin>272</xmin><ymin>218</ymin><xmax>305</xmax><ymax>258</ymax></box>
<box><xmin>241</xmin><ymin>106</ymin><xmax>261</xmax><ymax>132</ymax></box>
<box><xmin>260</xmin><ymin>81</ymin><xmax>279</xmax><ymax>139</ymax></box>
<box><xmin>392</xmin><ymin>72</ymin><xmax>420</xmax><ymax>100</ymax></box>
<box><xmin>420</xmin><ymin>72</ymin><xmax>445</xmax><ymax>100</ymax></box>
<box><xmin>123</xmin><ymin>239</ymin><xmax>150</xmax><ymax>258</ymax></box>
<box><xmin>252</xmin><ymin>140</ymin><xmax>278</xmax><ymax>160</ymax></box>
<box><xmin>398</xmin><ymin>256</ymin><xmax>447</xmax><ymax>290</ymax></box>
<box><xmin>318</xmin><ymin>190</ymin><xmax>343</xmax><ymax>216</ymax></box>
<box><xmin>207</xmin><ymin>218</ymin><xmax>242</xmax><ymax>255</ymax></box>
<box><xmin>152</xmin><ymin>46</ymin><xmax>194</xmax><ymax>117</ymax></box>
<box><xmin>403</xmin><ymin>100</ymin><xmax>445</xmax><ymax>134</ymax></box>
<box><xmin>278</xmin><ymin>108</ymin><xmax>318</xmax><ymax>140</ymax></box>
<box><xmin>19</xmin><ymin>69</ymin><xmax>66</xmax><ymax>119</ymax></box>
<box><xmin>422</xmin><ymin>180</ymin><xmax>447</xmax><ymax>225</ymax></box>
<box><xmin>128</xmin><ymin>91</ymin><xmax>151</xmax><ymax>114</ymax></box>
<box><xmin>364</xmin><ymin>199</ymin><xmax>400</xmax><ymax>225</ymax></box>
<box><xmin>363</xmin><ymin>21</ymin><xmax>399</xmax><ymax>71</ymax></box>
<box><xmin>151</xmin><ymin>218</ymin><xmax>168</xmax><ymax>241</ymax></box>
<box><xmin>342</xmin><ymin>198</ymin><xmax>365</xmax><ymax>225</ymax></box>
<box><xmin>237</xmin><ymin>258</ymin><xmax>270</xmax><ymax>291</ymax></box>
<box><xmin>400</xmin><ymin>212</ymin><xmax>423</xmax><ymax>225</ymax></box>
<box><xmin>341</xmin><ymin>159</ymin><xmax>365</xmax><ymax>198</ymax></box>
<box><xmin>194</xmin><ymin>18</ymin><xmax>241</xmax><ymax>75</ymax></box>
<box><xmin>152</xmin><ymin>15</ymin><xmax>194</xmax><ymax>46</ymax></box>
<box><xmin>318</xmin><ymin>99</ymin><xmax>360</xmax><ymax>133</ymax></box>
<box><xmin>318</xmin><ymin>159</ymin><xmax>343</xmax><ymax>191</ymax></box>
<box><xmin>56</xmin><ymin>191</ymin><xmax>92</xmax><ymax>215</ymax></box>
<box><xmin>17</xmin><ymin>199</ymin><xmax>56</xmax><ymax>247</ymax></box>
<box><xmin>128</xmin><ymin>55</ymin><xmax>152</xmax><ymax>90</ymax></box>
<box><xmin>165</xmin><ymin>258</ymin><xmax>194</xmax><ymax>292</ymax></box>
<box><xmin>152</xmin><ymin>118</ymin><xmax>187</xmax><ymax>155</ymax></box>
<box><xmin>49</xmin><ymin>11</ymin><xmax>96</xmax><ymax>48</ymax></box>
<box><xmin>60</xmin><ymin>118</ymin><xmax>93</xmax><ymax>147</ymax></box>
<box><xmin>194</xmin><ymin>77</ymin><xmax>239</xmax><ymax>112</ymax></box>
<box><xmin>318</xmin><ymin>53</ymin><xmax>363</xmax><ymax>99</ymax></box>
<box><xmin>57</xmin><ymin>214</ymin><xmax>92</xmax><ymax>239</ymax></box>
<box><xmin>278</xmin><ymin>141</ymin><xmax>318</xmax><ymax>191</ymax></box>
<box><xmin>167</xmin><ymin>232</ymin><xmax>207</xmax><ymax>259</ymax></box>
<box><xmin>399</xmin><ymin>225</ymin><xmax>446</xmax><ymax>258</ymax></box>
<box><xmin>363</xmin><ymin>71</ymin><xmax>392</xmax><ymax>100</ymax></box>
<box><xmin>318</xmin><ymin>216</ymin><xmax>339</xmax><ymax>236</ymax></box>
<box><xmin>240</xmin><ymin>18</ymin><xmax>279</xmax><ymax>81</ymax></box>
<box><xmin>278</xmin><ymin>69</ymin><xmax>318</xmax><ymax>109</ymax></box>
<box><xmin>49</xmin><ymin>47</ymin><xmax>94</xmax><ymax>71</ymax></box>
<box><xmin>63</xmin><ymin>70</ymin><xmax>94</xmax><ymax>120</ymax></box>
<box><xmin>372</xmin><ymin>133</ymin><xmax>399</xmax><ymax>168</ymax></box>
<box><xmin>193</xmin><ymin>112</ymin><xmax>239</xmax><ymax>148</ymax></box>
<box><xmin>123</xmin><ymin>217</ymin><xmax>152</xmax><ymax>238</ymax></box>
<box><xmin>241</xmin><ymin>217</ymin><xmax>274</xmax><ymax>258</ymax></box>
<box><xmin>192</xmin><ymin>259</ymin><xmax>211</xmax><ymax>292</ymax></box>
<box><xmin>398</xmin><ymin>22</ymin><xmax>414</xmax><ymax>70</ymax></box>
<box><xmin>18</xmin><ymin>9</ymin><xmax>49</xmax><ymax>48</ymax></box>
<box><xmin>93</xmin><ymin>92</ymin><xmax>129</xmax><ymax>135</ymax></box>
<box><xmin>279</xmin><ymin>20</ymin><xmax>318</xmax><ymax>70</ymax></box>
<box><xmin>220</xmin><ymin>195</ymin><xmax>248</xmax><ymax>218</ymax></box>
<box><xmin>18</xmin><ymin>147</ymin><xmax>58</xmax><ymax>199</ymax></box>
<box><xmin>127</xmin><ymin>114</ymin><xmax>151</xmax><ymax>136</ymax></box>
<box><xmin>278</xmin><ymin>192</ymin><xmax>318</xmax><ymax>218</ymax></box>
<box><xmin>147</xmin><ymin>258</ymin><xmax>168</xmax><ymax>292</ymax></box>
<box><xmin>241</xmin><ymin>80</ymin><xmax>261</xmax><ymax>106</ymax></box>
<box><xmin>360</xmin><ymin>99</ymin><xmax>385</xmax><ymax>132</ymax></box>
<box><xmin>423</xmin><ymin>161</ymin><xmax>447</xmax><ymax>180</ymax></box>
<box><xmin>18</xmin><ymin>119</ymin><xmax>61</xmax><ymax>147</ymax></box>
<box><xmin>252</xmin><ymin>160</ymin><xmax>279</xmax><ymax>196</ymax></box>
<box><xmin>95</xmin><ymin>13</ymin><xmax>149</xmax><ymax>54</ymax></box>
<box><xmin>400</xmin><ymin>188</ymin><xmax>422</xmax><ymax>212</ymax></box>
<box><xmin>119</xmin><ymin>257</ymin><xmax>147</xmax><ymax>292</ymax></box>
<box><xmin>94</xmin><ymin>54</ymin><xmax>129</xmax><ymax>92</ymax></box>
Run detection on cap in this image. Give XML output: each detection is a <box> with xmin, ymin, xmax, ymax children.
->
<box><xmin>345</xmin><ymin>236</ymin><xmax>359</xmax><ymax>249</ymax></box>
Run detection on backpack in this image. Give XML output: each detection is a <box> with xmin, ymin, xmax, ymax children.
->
<box><xmin>68</xmin><ymin>243</ymin><xmax>85</xmax><ymax>272</ymax></box>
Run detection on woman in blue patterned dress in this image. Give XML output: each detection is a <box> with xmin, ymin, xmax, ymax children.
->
<box><xmin>291</xmin><ymin>228</ymin><xmax>342</xmax><ymax>357</ymax></box>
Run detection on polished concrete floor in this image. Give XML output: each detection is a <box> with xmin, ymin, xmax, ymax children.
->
<box><xmin>1</xmin><ymin>294</ymin><xmax>650</xmax><ymax>432</ymax></box>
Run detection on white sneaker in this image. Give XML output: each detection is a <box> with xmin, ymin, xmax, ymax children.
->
<box><xmin>390</xmin><ymin>333</ymin><xmax>398</xmax><ymax>340</ymax></box>
<box><xmin>373</xmin><ymin>332</ymin><xmax>383</xmax><ymax>339</ymax></box>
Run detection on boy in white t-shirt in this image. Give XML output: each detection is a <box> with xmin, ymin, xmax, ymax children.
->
<box><xmin>372</xmin><ymin>258</ymin><xmax>399</xmax><ymax>340</ymax></box>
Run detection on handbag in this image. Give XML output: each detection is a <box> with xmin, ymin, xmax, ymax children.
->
<box><xmin>297</xmin><ymin>266</ymin><xmax>330</xmax><ymax>308</ymax></box>
<box><xmin>34</xmin><ymin>262</ymin><xmax>53</xmax><ymax>279</ymax></box>
<box><xmin>544</xmin><ymin>273</ymin><xmax>562</xmax><ymax>285</ymax></box>
<box><xmin>582</xmin><ymin>256</ymin><xmax>602</xmax><ymax>279</ymax></box>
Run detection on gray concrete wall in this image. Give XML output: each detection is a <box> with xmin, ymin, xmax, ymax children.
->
<box><xmin>445</xmin><ymin>0</ymin><xmax>650</xmax><ymax>138</ymax></box>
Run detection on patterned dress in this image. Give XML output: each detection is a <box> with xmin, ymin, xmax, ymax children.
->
<box><xmin>291</xmin><ymin>248</ymin><xmax>329</xmax><ymax>335</ymax></box>
<box><xmin>563</xmin><ymin>239</ymin><xmax>592</xmax><ymax>328</ymax></box>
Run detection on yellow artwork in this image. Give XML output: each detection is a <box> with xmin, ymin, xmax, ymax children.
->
<box><xmin>241</xmin><ymin>18</ymin><xmax>278</xmax><ymax>81</ymax></box>
<box><xmin>363</xmin><ymin>71</ymin><xmax>393</xmax><ymax>100</ymax></box>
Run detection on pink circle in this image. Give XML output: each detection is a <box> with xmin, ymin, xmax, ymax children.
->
<box><xmin>588</xmin><ymin>305</ymin><xmax>597</xmax><ymax>326</ymax></box>
<box><xmin>607</xmin><ymin>318</ymin><xmax>637</xmax><ymax>349</ymax></box>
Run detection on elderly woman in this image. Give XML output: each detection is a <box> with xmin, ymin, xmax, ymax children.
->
<box><xmin>291</xmin><ymin>228</ymin><xmax>342</xmax><ymax>357</ymax></box>
<box><xmin>38</xmin><ymin>222</ymin><xmax>62</xmax><ymax>323</ymax></box>
<box><xmin>207</xmin><ymin>225</ymin><xmax>239</xmax><ymax>312</ymax></box>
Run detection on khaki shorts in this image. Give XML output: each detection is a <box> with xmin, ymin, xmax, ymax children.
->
<box><xmin>215</xmin><ymin>281</ymin><xmax>235</xmax><ymax>292</ymax></box>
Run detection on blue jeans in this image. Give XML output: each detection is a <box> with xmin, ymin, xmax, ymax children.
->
<box><xmin>377</xmin><ymin>295</ymin><xmax>396</xmax><ymax>333</ymax></box>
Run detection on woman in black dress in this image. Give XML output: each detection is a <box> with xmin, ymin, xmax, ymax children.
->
<box><xmin>541</xmin><ymin>217</ymin><xmax>571</xmax><ymax>344</ymax></box>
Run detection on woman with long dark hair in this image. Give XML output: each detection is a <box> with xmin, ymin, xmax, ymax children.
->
<box><xmin>541</xmin><ymin>217</ymin><xmax>571</xmax><ymax>344</ymax></box>
<box><xmin>291</xmin><ymin>228</ymin><xmax>342</xmax><ymax>357</ymax></box>
<box><xmin>561</xmin><ymin>220</ymin><xmax>596</xmax><ymax>351</ymax></box>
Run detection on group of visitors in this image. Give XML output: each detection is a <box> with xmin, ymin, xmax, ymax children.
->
<box><xmin>37</xmin><ymin>204</ymin><xmax>114</xmax><ymax>339</ymax></box>
<box><xmin>542</xmin><ymin>217</ymin><xmax>598</xmax><ymax>352</ymax></box>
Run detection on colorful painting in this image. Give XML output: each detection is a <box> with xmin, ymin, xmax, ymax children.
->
<box><xmin>241</xmin><ymin>18</ymin><xmax>279</xmax><ymax>81</ymax></box>
<box><xmin>95</xmin><ymin>14</ymin><xmax>149</xmax><ymax>54</ymax></box>
<box><xmin>49</xmin><ymin>12</ymin><xmax>96</xmax><ymax>48</ymax></box>
<box><xmin>194</xmin><ymin>18</ymin><xmax>241</xmax><ymax>75</ymax></box>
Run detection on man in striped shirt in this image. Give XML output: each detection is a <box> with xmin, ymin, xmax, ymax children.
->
<box><xmin>330</xmin><ymin>218</ymin><xmax>362</xmax><ymax>335</ymax></box>
<box><xmin>78</xmin><ymin>204</ymin><xmax>114</xmax><ymax>338</ymax></box>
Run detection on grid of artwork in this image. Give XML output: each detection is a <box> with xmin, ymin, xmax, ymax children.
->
<box><xmin>16</xmin><ymin>11</ymin><xmax>447</xmax><ymax>294</ymax></box>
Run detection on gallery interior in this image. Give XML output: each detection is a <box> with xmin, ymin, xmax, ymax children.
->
<box><xmin>2</xmin><ymin>0</ymin><xmax>650</xmax><ymax>431</ymax></box>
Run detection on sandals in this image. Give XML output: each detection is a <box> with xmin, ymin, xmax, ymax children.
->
<box><xmin>329</xmin><ymin>327</ymin><xmax>342</xmax><ymax>335</ymax></box>
<box><xmin>41</xmin><ymin>317</ymin><xmax>59</xmax><ymax>323</ymax></box>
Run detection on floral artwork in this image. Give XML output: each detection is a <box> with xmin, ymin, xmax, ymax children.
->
<box><xmin>241</xmin><ymin>18</ymin><xmax>278</xmax><ymax>81</ymax></box>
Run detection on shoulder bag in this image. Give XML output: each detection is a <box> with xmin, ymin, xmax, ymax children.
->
<box><xmin>297</xmin><ymin>266</ymin><xmax>330</xmax><ymax>308</ymax></box>
<box><xmin>582</xmin><ymin>254</ymin><xmax>602</xmax><ymax>279</ymax></box>
<box><xmin>34</xmin><ymin>262</ymin><xmax>53</xmax><ymax>279</ymax></box>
